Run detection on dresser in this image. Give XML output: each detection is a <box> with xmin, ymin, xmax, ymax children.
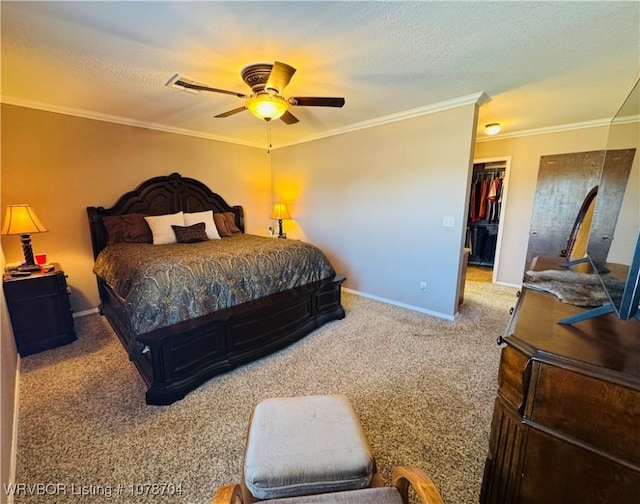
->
<box><xmin>480</xmin><ymin>259</ymin><xmax>640</xmax><ymax>504</ymax></box>
<box><xmin>3</xmin><ymin>263</ymin><xmax>76</xmax><ymax>356</ymax></box>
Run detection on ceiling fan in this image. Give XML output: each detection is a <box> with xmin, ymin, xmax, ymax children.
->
<box><xmin>166</xmin><ymin>61</ymin><xmax>345</xmax><ymax>124</ymax></box>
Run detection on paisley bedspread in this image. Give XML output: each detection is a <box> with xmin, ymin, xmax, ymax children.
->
<box><xmin>93</xmin><ymin>234</ymin><xmax>336</xmax><ymax>340</ymax></box>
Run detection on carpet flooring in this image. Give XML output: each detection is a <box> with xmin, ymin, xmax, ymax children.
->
<box><xmin>13</xmin><ymin>281</ymin><xmax>517</xmax><ymax>504</ymax></box>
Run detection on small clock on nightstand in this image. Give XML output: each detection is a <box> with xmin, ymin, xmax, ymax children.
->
<box><xmin>3</xmin><ymin>263</ymin><xmax>76</xmax><ymax>356</ymax></box>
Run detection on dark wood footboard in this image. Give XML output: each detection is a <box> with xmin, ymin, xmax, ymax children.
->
<box><xmin>100</xmin><ymin>274</ymin><xmax>345</xmax><ymax>405</ymax></box>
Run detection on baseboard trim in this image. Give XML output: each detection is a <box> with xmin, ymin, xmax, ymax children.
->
<box><xmin>343</xmin><ymin>288</ymin><xmax>455</xmax><ymax>321</ymax></box>
<box><xmin>72</xmin><ymin>307</ymin><xmax>100</xmax><ymax>318</ymax></box>
<box><xmin>495</xmin><ymin>281</ymin><xmax>522</xmax><ymax>289</ymax></box>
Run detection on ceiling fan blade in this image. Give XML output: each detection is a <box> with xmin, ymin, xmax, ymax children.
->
<box><xmin>215</xmin><ymin>106</ymin><xmax>247</xmax><ymax>118</ymax></box>
<box><xmin>166</xmin><ymin>74</ymin><xmax>247</xmax><ymax>98</ymax></box>
<box><xmin>289</xmin><ymin>97</ymin><xmax>345</xmax><ymax>107</ymax></box>
<box><xmin>280</xmin><ymin>110</ymin><xmax>300</xmax><ymax>125</ymax></box>
<box><xmin>265</xmin><ymin>62</ymin><xmax>297</xmax><ymax>94</ymax></box>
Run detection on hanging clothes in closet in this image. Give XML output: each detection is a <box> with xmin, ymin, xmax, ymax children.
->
<box><xmin>469</xmin><ymin>171</ymin><xmax>503</xmax><ymax>224</ymax></box>
<box><xmin>466</xmin><ymin>164</ymin><xmax>505</xmax><ymax>267</ymax></box>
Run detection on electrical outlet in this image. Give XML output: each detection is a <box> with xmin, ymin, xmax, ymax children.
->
<box><xmin>420</xmin><ymin>281</ymin><xmax>427</xmax><ymax>291</ymax></box>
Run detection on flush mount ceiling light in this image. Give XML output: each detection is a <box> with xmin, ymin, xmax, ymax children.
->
<box><xmin>484</xmin><ymin>123</ymin><xmax>501</xmax><ymax>135</ymax></box>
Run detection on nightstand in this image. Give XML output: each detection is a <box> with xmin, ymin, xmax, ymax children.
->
<box><xmin>3</xmin><ymin>263</ymin><xmax>76</xmax><ymax>356</ymax></box>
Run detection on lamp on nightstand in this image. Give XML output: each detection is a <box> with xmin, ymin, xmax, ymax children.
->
<box><xmin>270</xmin><ymin>203</ymin><xmax>291</xmax><ymax>238</ymax></box>
<box><xmin>1</xmin><ymin>204</ymin><xmax>48</xmax><ymax>271</ymax></box>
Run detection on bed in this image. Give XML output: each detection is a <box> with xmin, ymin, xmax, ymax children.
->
<box><xmin>87</xmin><ymin>172</ymin><xmax>345</xmax><ymax>405</ymax></box>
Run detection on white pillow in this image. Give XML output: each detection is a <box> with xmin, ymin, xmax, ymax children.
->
<box><xmin>184</xmin><ymin>210</ymin><xmax>221</xmax><ymax>240</ymax></box>
<box><xmin>144</xmin><ymin>212</ymin><xmax>185</xmax><ymax>245</ymax></box>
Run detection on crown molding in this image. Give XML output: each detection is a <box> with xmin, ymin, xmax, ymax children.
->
<box><xmin>475</xmin><ymin>117</ymin><xmax>615</xmax><ymax>142</ymax></box>
<box><xmin>5</xmin><ymin>93</ymin><xmax>629</xmax><ymax>149</ymax></box>
<box><xmin>273</xmin><ymin>91</ymin><xmax>492</xmax><ymax>149</ymax></box>
<box><xmin>611</xmin><ymin>113</ymin><xmax>640</xmax><ymax>126</ymax></box>
<box><xmin>0</xmin><ymin>96</ymin><xmax>264</xmax><ymax>149</ymax></box>
<box><xmin>1</xmin><ymin>92</ymin><xmax>490</xmax><ymax>151</ymax></box>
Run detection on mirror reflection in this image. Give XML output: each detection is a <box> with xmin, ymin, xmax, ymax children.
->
<box><xmin>563</xmin><ymin>186</ymin><xmax>597</xmax><ymax>262</ymax></box>
<box><xmin>588</xmin><ymin>78</ymin><xmax>640</xmax><ymax>266</ymax></box>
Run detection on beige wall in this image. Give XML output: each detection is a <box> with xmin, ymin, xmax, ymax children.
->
<box><xmin>271</xmin><ymin>104</ymin><xmax>478</xmax><ymax>318</ymax></box>
<box><xmin>1</xmin><ymin>104</ymin><xmax>272</xmax><ymax>312</ymax></box>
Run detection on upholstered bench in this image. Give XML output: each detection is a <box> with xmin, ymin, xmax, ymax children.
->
<box><xmin>214</xmin><ymin>466</ymin><xmax>445</xmax><ymax>504</ymax></box>
<box><xmin>252</xmin><ymin>487</ymin><xmax>403</xmax><ymax>503</ymax></box>
<box><xmin>241</xmin><ymin>395</ymin><xmax>376</xmax><ymax>502</ymax></box>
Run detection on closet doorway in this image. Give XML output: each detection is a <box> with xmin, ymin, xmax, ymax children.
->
<box><xmin>465</xmin><ymin>157</ymin><xmax>511</xmax><ymax>284</ymax></box>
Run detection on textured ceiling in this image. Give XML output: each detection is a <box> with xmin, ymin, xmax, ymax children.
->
<box><xmin>1</xmin><ymin>1</ymin><xmax>639</xmax><ymax>148</ymax></box>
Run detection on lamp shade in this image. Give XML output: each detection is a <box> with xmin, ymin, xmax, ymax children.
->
<box><xmin>270</xmin><ymin>203</ymin><xmax>291</xmax><ymax>220</ymax></box>
<box><xmin>1</xmin><ymin>204</ymin><xmax>48</xmax><ymax>235</ymax></box>
<box><xmin>247</xmin><ymin>94</ymin><xmax>288</xmax><ymax>121</ymax></box>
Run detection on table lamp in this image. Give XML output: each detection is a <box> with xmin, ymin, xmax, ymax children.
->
<box><xmin>1</xmin><ymin>204</ymin><xmax>48</xmax><ymax>271</ymax></box>
<box><xmin>270</xmin><ymin>203</ymin><xmax>291</xmax><ymax>238</ymax></box>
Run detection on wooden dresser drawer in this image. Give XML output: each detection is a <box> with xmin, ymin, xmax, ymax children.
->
<box><xmin>528</xmin><ymin>363</ymin><xmax>640</xmax><ymax>466</ymax></box>
<box><xmin>521</xmin><ymin>428</ymin><xmax>640</xmax><ymax>504</ymax></box>
<box><xmin>498</xmin><ymin>345</ymin><xmax>530</xmax><ymax>413</ymax></box>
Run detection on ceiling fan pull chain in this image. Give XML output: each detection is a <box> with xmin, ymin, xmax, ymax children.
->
<box><xmin>267</xmin><ymin>122</ymin><xmax>272</xmax><ymax>154</ymax></box>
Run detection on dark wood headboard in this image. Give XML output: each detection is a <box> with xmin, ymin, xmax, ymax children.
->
<box><xmin>86</xmin><ymin>172</ymin><xmax>244</xmax><ymax>259</ymax></box>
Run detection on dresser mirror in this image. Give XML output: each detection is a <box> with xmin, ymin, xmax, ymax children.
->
<box><xmin>559</xmin><ymin>76</ymin><xmax>639</xmax><ymax>323</ymax></box>
<box><xmin>587</xmin><ymin>77</ymin><xmax>639</xmax><ymax>266</ymax></box>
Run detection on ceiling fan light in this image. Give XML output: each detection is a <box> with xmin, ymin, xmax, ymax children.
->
<box><xmin>246</xmin><ymin>94</ymin><xmax>288</xmax><ymax>121</ymax></box>
<box><xmin>484</xmin><ymin>123</ymin><xmax>501</xmax><ymax>135</ymax></box>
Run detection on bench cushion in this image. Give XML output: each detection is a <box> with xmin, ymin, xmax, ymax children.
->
<box><xmin>265</xmin><ymin>487</ymin><xmax>403</xmax><ymax>504</ymax></box>
<box><xmin>244</xmin><ymin>395</ymin><xmax>375</xmax><ymax>500</ymax></box>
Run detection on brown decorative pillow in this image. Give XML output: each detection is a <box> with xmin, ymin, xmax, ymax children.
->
<box><xmin>213</xmin><ymin>212</ymin><xmax>241</xmax><ymax>237</ymax></box>
<box><xmin>172</xmin><ymin>222</ymin><xmax>208</xmax><ymax>243</ymax></box>
<box><xmin>103</xmin><ymin>214</ymin><xmax>153</xmax><ymax>244</ymax></box>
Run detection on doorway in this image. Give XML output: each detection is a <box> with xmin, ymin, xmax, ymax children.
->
<box><xmin>465</xmin><ymin>157</ymin><xmax>511</xmax><ymax>284</ymax></box>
